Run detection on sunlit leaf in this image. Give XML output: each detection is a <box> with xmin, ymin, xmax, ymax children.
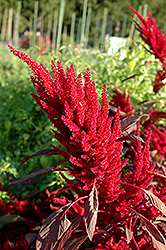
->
<box><xmin>85</xmin><ymin>183</ymin><xmax>99</xmax><ymax>241</ymax></box>
<box><xmin>120</xmin><ymin>114</ymin><xmax>148</xmax><ymax>137</ymax></box>
<box><xmin>154</xmin><ymin>217</ymin><xmax>166</xmax><ymax>232</ymax></box>
<box><xmin>126</xmin><ymin>227</ymin><xmax>132</xmax><ymax>244</ymax></box>
<box><xmin>55</xmin><ymin>216</ymin><xmax>83</xmax><ymax>250</ymax></box>
<box><xmin>36</xmin><ymin>203</ymin><xmax>71</xmax><ymax>250</ymax></box>
<box><xmin>144</xmin><ymin>191</ymin><xmax>166</xmax><ymax>216</ymax></box>
<box><xmin>148</xmin><ymin>229</ymin><xmax>166</xmax><ymax>250</ymax></box>
<box><xmin>108</xmin><ymin>104</ymin><xmax>127</xmax><ymax>117</ymax></box>
<box><xmin>118</xmin><ymin>133</ymin><xmax>144</xmax><ymax>142</ymax></box>
<box><xmin>138</xmin><ymin>100</ymin><xmax>158</xmax><ymax>115</ymax></box>
<box><xmin>142</xmin><ymin>189</ymin><xmax>166</xmax><ymax>216</ymax></box>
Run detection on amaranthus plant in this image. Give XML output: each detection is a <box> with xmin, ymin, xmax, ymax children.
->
<box><xmin>129</xmin><ymin>5</ymin><xmax>166</xmax><ymax>94</ymax></box>
<box><xmin>8</xmin><ymin>42</ymin><xmax>166</xmax><ymax>250</ymax></box>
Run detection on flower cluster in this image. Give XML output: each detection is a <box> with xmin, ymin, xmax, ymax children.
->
<box><xmin>8</xmin><ymin>45</ymin><xmax>126</xmax><ymax>205</ymax></box>
<box><xmin>129</xmin><ymin>5</ymin><xmax>166</xmax><ymax>93</ymax></box>
<box><xmin>8</xmin><ymin>45</ymin><xmax>166</xmax><ymax>249</ymax></box>
<box><xmin>109</xmin><ymin>85</ymin><xmax>134</xmax><ymax>116</ymax></box>
<box><xmin>129</xmin><ymin>5</ymin><xmax>166</xmax><ymax>69</ymax></box>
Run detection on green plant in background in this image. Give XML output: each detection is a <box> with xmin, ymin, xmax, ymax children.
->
<box><xmin>0</xmin><ymin>45</ymin><xmax>66</xmax><ymax>197</ymax></box>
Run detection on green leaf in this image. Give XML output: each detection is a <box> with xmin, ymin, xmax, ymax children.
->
<box><xmin>0</xmin><ymin>214</ymin><xmax>24</xmax><ymax>229</ymax></box>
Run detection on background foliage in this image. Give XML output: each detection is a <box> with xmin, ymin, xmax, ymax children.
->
<box><xmin>1</xmin><ymin>0</ymin><xmax>166</xmax><ymax>36</ymax></box>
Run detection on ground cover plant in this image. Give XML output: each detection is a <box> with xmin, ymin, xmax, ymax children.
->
<box><xmin>1</xmin><ymin>5</ymin><xmax>166</xmax><ymax>250</ymax></box>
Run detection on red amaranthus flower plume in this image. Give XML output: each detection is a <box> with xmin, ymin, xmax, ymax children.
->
<box><xmin>129</xmin><ymin>5</ymin><xmax>166</xmax><ymax>93</ymax></box>
<box><xmin>9</xmin><ymin>45</ymin><xmax>166</xmax><ymax>249</ymax></box>
<box><xmin>109</xmin><ymin>84</ymin><xmax>134</xmax><ymax>117</ymax></box>
<box><xmin>8</xmin><ymin>45</ymin><xmax>124</xmax><ymax>202</ymax></box>
<box><xmin>129</xmin><ymin>5</ymin><xmax>166</xmax><ymax>68</ymax></box>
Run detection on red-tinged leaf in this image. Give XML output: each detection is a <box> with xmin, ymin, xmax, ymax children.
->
<box><xmin>49</xmin><ymin>185</ymin><xmax>70</xmax><ymax>198</ymax></box>
<box><xmin>141</xmin><ymin>189</ymin><xmax>166</xmax><ymax>216</ymax></box>
<box><xmin>51</xmin><ymin>159</ymin><xmax>68</xmax><ymax>167</ymax></box>
<box><xmin>138</xmin><ymin>100</ymin><xmax>158</xmax><ymax>115</ymax></box>
<box><xmin>85</xmin><ymin>183</ymin><xmax>99</xmax><ymax>241</ymax></box>
<box><xmin>118</xmin><ymin>134</ymin><xmax>145</xmax><ymax>143</ymax></box>
<box><xmin>125</xmin><ymin>206</ymin><xmax>165</xmax><ymax>244</ymax></box>
<box><xmin>121</xmin><ymin>73</ymin><xmax>142</xmax><ymax>83</ymax></box>
<box><xmin>64</xmin><ymin>235</ymin><xmax>87</xmax><ymax>250</ymax></box>
<box><xmin>120</xmin><ymin>114</ymin><xmax>148</xmax><ymax>137</ymax></box>
<box><xmin>10</xmin><ymin>168</ymin><xmax>68</xmax><ymax>185</ymax></box>
<box><xmin>152</xmin><ymin>111</ymin><xmax>166</xmax><ymax>123</ymax></box>
<box><xmin>19</xmin><ymin>148</ymin><xmax>59</xmax><ymax>167</ymax></box>
<box><xmin>55</xmin><ymin>216</ymin><xmax>83</xmax><ymax>250</ymax></box>
<box><xmin>126</xmin><ymin>227</ymin><xmax>132</xmax><ymax>244</ymax></box>
<box><xmin>147</xmin><ymin>228</ymin><xmax>166</xmax><ymax>250</ymax></box>
<box><xmin>36</xmin><ymin>203</ymin><xmax>71</xmax><ymax>250</ymax></box>
<box><xmin>153</xmin><ymin>70</ymin><xmax>166</xmax><ymax>94</ymax></box>
<box><xmin>154</xmin><ymin>217</ymin><xmax>166</xmax><ymax>232</ymax></box>
<box><xmin>108</xmin><ymin>104</ymin><xmax>127</xmax><ymax>117</ymax></box>
<box><xmin>50</xmin><ymin>144</ymin><xmax>70</xmax><ymax>159</ymax></box>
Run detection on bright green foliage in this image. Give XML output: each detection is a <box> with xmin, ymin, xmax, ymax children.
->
<box><xmin>58</xmin><ymin>40</ymin><xmax>165</xmax><ymax>107</ymax></box>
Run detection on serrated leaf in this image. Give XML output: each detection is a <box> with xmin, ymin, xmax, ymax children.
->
<box><xmin>19</xmin><ymin>148</ymin><xmax>59</xmax><ymax>168</ymax></box>
<box><xmin>142</xmin><ymin>189</ymin><xmax>166</xmax><ymax>216</ymax></box>
<box><xmin>85</xmin><ymin>183</ymin><xmax>99</xmax><ymax>241</ymax></box>
<box><xmin>36</xmin><ymin>203</ymin><xmax>71</xmax><ymax>250</ymax></box>
<box><xmin>64</xmin><ymin>235</ymin><xmax>87</xmax><ymax>250</ymax></box>
<box><xmin>10</xmin><ymin>168</ymin><xmax>68</xmax><ymax>185</ymax></box>
<box><xmin>55</xmin><ymin>216</ymin><xmax>83</xmax><ymax>250</ymax></box>
<box><xmin>0</xmin><ymin>214</ymin><xmax>24</xmax><ymax>229</ymax></box>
